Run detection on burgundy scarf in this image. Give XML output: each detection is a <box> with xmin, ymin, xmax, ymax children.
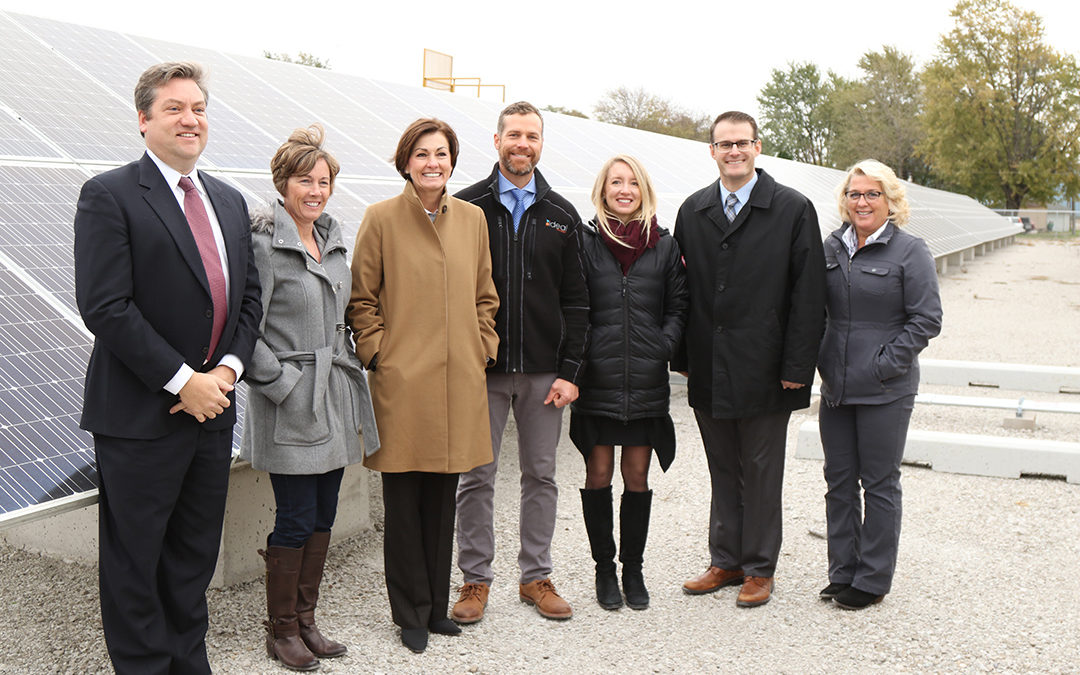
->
<box><xmin>600</xmin><ymin>216</ymin><xmax>660</xmax><ymax>275</ymax></box>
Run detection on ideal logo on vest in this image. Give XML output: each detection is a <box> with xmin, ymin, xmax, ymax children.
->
<box><xmin>545</xmin><ymin>219</ymin><xmax>568</xmax><ymax>233</ymax></box>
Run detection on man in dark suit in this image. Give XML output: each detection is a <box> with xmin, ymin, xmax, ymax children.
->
<box><xmin>74</xmin><ymin>62</ymin><xmax>262</xmax><ymax>674</ymax></box>
<box><xmin>673</xmin><ymin>110</ymin><xmax>825</xmax><ymax>608</ymax></box>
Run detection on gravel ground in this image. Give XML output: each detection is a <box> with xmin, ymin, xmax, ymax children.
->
<box><xmin>3</xmin><ymin>236</ymin><xmax>1079</xmax><ymax>674</ymax></box>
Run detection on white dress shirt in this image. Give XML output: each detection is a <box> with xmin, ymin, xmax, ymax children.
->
<box><xmin>145</xmin><ymin>149</ymin><xmax>245</xmax><ymax>393</ymax></box>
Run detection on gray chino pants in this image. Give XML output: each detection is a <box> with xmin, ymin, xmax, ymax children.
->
<box><xmin>456</xmin><ymin>372</ymin><xmax>563</xmax><ymax>585</ymax></box>
<box><xmin>819</xmin><ymin>394</ymin><xmax>915</xmax><ymax>596</ymax></box>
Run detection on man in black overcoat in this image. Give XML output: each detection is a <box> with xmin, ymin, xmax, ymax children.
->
<box><xmin>673</xmin><ymin>110</ymin><xmax>825</xmax><ymax>608</ymax></box>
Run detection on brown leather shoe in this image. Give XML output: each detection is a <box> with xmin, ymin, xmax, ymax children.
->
<box><xmin>519</xmin><ymin>579</ymin><xmax>572</xmax><ymax>620</ymax></box>
<box><xmin>736</xmin><ymin>576</ymin><xmax>774</xmax><ymax>607</ymax></box>
<box><xmin>682</xmin><ymin>566</ymin><xmax>744</xmax><ymax>595</ymax></box>
<box><xmin>451</xmin><ymin>582</ymin><xmax>489</xmax><ymax>624</ymax></box>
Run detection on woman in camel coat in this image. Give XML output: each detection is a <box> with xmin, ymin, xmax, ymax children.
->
<box><xmin>347</xmin><ymin>118</ymin><xmax>499</xmax><ymax>654</ymax></box>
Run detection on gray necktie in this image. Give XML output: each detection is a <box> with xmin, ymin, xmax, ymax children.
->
<box><xmin>725</xmin><ymin>192</ymin><xmax>739</xmax><ymax>222</ymax></box>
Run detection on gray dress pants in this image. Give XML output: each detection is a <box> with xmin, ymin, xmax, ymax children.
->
<box><xmin>456</xmin><ymin>372</ymin><xmax>563</xmax><ymax>585</ymax></box>
<box><xmin>819</xmin><ymin>394</ymin><xmax>915</xmax><ymax>596</ymax></box>
<box><xmin>694</xmin><ymin>409</ymin><xmax>790</xmax><ymax>578</ymax></box>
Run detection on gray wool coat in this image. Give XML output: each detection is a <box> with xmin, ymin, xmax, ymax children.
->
<box><xmin>239</xmin><ymin>201</ymin><xmax>378</xmax><ymax>474</ymax></box>
<box><xmin>818</xmin><ymin>221</ymin><xmax>942</xmax><ymax>406</ymax></box>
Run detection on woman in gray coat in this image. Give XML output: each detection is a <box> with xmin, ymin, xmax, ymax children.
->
<box><xmin>240</xmin><ymin>125</ymin><xmax>378</xmax><ymax>670</ymax></box>
<box><xmin>817</xmin><ymin>159</ymin><xmax>942</xmax><ymax>610</ymax></box>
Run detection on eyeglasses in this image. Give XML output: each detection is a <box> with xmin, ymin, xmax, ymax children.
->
<box><xmin>711</xmin><ymin>139</ymin><xmax>757</xmax><ymax>152</ymax></box>
<box><xmin>845</xmin><ymin>190</ymin><xmax>883</xmax><ymax>202</ymax></box>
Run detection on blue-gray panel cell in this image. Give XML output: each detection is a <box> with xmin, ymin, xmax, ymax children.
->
<box><xmin>0</xmin><ymin>14</ymin><xmax>143</xmax><ymax>161</ymax></box>
<box><xmin>221</xmin><ymin>57</ymin><xmax>399</xmax><ymax>179</ymax></box>
<box><xmin>7</xmin><ymin>12</ymin><xmax>160</xmax><ymax>104</ymax></box>
<box><xmin>0</xmin><ymin>267</ymin><xmax>95</xmax><ymax>515</ymax></box>
<box><xmin>0</xmin><ymin>165</ymin><xmax>87</xmax><ymax>312</ymax></box>
<box><xmin>0</xmin><ymin>111</ymin><xmax>60</xmax><ymax>159</ymax></box>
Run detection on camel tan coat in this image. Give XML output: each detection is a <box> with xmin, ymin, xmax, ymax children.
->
<box><xmin>347</xmin><ymin>182</ymin><xmax>499</xmax><ymax>474</ymax></box>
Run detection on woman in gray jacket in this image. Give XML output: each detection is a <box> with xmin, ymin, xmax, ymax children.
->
<box><xmin>817</xmin><ymin>159</ymin><xmax>941</xmax><ymax>610</ymax></box>
<box><xmin>241</xmin><ymin>125</ymin><xmax>378</xmax><ymax>670</ymax></box>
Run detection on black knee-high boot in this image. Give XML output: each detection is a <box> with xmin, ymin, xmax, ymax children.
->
<box><xmin>620</xmin><ymin>490</ymin><xmax>652</xmax><ymax>610</ymax></box>
<box><xmin>580</xmin><ymin>486</ymin><xmax>623</xmax><ymax>610</ymax></box>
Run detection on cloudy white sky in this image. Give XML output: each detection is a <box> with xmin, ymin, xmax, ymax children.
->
<box><xmin>1</xmin><ymin>0</ymin><xmax>1077</xmax><ymax>119</ymax></box>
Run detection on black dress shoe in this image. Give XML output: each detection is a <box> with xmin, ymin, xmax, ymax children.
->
<box><xmin>428</xmin><ymin>617</ymin><xmax>462</xmax><ymax>636</ymax></box>
<box><xmin>819</xmin><ymin>582</ymin><xmax>850</xmax><ymax>600</ymax></box>
<box><xmin>401</xmin><ymin>627</ymin><xmax>428</xmax><ymax>653</ymax></box>
<box><xmin>834</xmin><ymin>586</ymin><xmax>884</xmax><ymax>610</ymax></box>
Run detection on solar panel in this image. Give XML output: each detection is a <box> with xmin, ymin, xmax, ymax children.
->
<box><xmin>0</xmin><ymin>14</ymin><xmax>144</xmax><ymax>162</ymax></box>
<box><xmin>0</xmin><ymin>109</ymin><xmax>62</xmax><ymax>160</ymax></box>
<box><xmin>0</xmin><ymin>10</ymin><xmax>1020</xmax><ymax>522</ymax></box>
<box><xmin>0</xmin><ymin>264</ymin><xmax>94</xmax><ymax>515</ymax></box>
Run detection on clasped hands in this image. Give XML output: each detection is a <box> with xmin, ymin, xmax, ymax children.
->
<box><xmin>169</xmin><ymin>365</ymin><xmax>237</xmax><ymax>423</ymax></box>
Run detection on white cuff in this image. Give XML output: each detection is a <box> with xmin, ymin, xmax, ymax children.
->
<box><xmin>217</xmin><ymin>354</ymin><xmax>245</xmax><ymax>382</ymax></box>
<box><xmin>163</xmin><ymin>363</ymin><xmax>195</xmax><ymax>395</ymax></box>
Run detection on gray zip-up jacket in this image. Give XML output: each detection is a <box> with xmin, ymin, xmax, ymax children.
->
<box><xmin>818</xmin><ymin>222</ymin><xmax>942</xmax><ymax>406</ymax></box>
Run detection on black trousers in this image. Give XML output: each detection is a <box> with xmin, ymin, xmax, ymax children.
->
<box><xmin>694</xmin><ymin>409</ymin><xmax>790</xmax><ymax>578</ymax></box>
<box><xmin>94</xmin><ymin>426</ymin><xmax>232</xmax><ymax>675</ymax></box>
<box><xmin>381</xmin><ymin>471</ymin><xmax>459</xmax><ymax>629</ymax></box>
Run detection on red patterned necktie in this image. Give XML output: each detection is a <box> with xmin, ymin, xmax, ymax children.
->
<box><xmin>179</xmin><ymin>176</ymin><xmax>228</xmax><ymax>359</ymax></box>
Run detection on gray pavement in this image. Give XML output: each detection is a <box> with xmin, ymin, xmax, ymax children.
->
<box><xmin>3</xmin><ymin>236</ymin><xmax>1079</xmax><ymax>674</ymax></box>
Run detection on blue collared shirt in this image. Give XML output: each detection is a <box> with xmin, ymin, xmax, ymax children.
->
<box><xmin>718</xmin><ymin>172</ymin><xmax>759</xmax><ymax>219</ymax></box>
<box><xmin>498</xmin><ymin>171</ymin><xmax>536</xmax><ymax>229</ymax></box>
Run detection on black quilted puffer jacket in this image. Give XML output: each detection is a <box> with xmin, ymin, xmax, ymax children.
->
<box><xmin>571</xmin><ymin>220</ymin><xmax>688</xmax><ymax>421</ymax></box>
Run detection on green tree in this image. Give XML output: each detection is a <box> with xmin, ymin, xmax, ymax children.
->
<box><xmin>831</xmin><ymin>47</ymin><xmax>930</xmax><ymax>183</ymax></box>
<box><xmin>593</xmin><ymin>87</ymin><xmax>710</xmax><ymax>140</ymax></box>
<box><xmin>919</xmin><ymin>0</ymin><xmax>1080</xmax><ymax>208</ymax></box>
<box><xmin>756</xmin><ymin>62</ymin><xmax>841</xmax><ymax>166</ymax></box>
<box><xmin>542</xmin><ymin>105</ymin><xmax>589</xmax><ymax>119</ymax></box>
<box><xmin>263</xmin><ymin>51</ymin><xmax>331</xmax><ymax>69</ymax></box>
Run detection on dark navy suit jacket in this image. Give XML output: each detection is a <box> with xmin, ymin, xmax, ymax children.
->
<box><xmin>74</xmin><ymin>152</ymin><xmax>262</xmax><ymax>439</ymax></box>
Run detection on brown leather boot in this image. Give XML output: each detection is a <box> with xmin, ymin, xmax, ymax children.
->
<box><xmin>261</xmin><ymin>545</ymin><xmax>320</xmax><ymax>671</ymax></box>
<box><xmin>296</xmin><ymin>531</ymin><xmax>347</xmax><ymax>658</ymax></box>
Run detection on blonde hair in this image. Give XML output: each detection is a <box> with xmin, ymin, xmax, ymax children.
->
<box><xmin>271</xmin><ymin>124</ymin><xmax>341</xmax><ymax>197</ymax></box>
<box><xmin>590</xmin><ymin>155</ymin><xmax>658</xmax><ymax>246</ymax></box>
<box><xmin>836</xmin><ymin>159</ymin><xmax>910</xmax><ymax>226</ymax></box>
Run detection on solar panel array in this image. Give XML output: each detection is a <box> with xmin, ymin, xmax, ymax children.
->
<box><xmin>0</xmin><ymin>10</ymin><xmax>1019</xmax><ymax>521</ymax></box>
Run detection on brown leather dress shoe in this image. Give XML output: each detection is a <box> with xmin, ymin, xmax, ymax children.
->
<box><xmin>736</xmin><ymin>576</ymin><xmax>774</xmax><ymax>607</ymax></box>
<box><xmin>519</xmin><ymin>579</ymin><xmax>572</xmax><ymax>620</ymax></box>
<box><xmin>682</xmin><ymin>566</ymin><xmax>744</xmax><ymax>595</ymax></box>
<box><xmin>451</xmin><ymin>582</ymin><xmax>489</xmax><ymax>624</ymax></box>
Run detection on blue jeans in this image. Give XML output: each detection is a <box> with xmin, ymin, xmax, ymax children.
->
<box><xmin>268</xmin><ymin>468</ymin><xmax>345</xmax><ymax>548</ymax></box>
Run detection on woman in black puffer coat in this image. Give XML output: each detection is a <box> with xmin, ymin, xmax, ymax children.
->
<box><xmin>571</xmin><ymin>155</ymin><xmax>688</xmax><ymax>611</ymax></box>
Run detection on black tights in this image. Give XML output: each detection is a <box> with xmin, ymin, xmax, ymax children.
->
<box><xmin>584</xmin><ymin>445</ymin><xmax>651</xmax><ymax>492</ymax></box>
